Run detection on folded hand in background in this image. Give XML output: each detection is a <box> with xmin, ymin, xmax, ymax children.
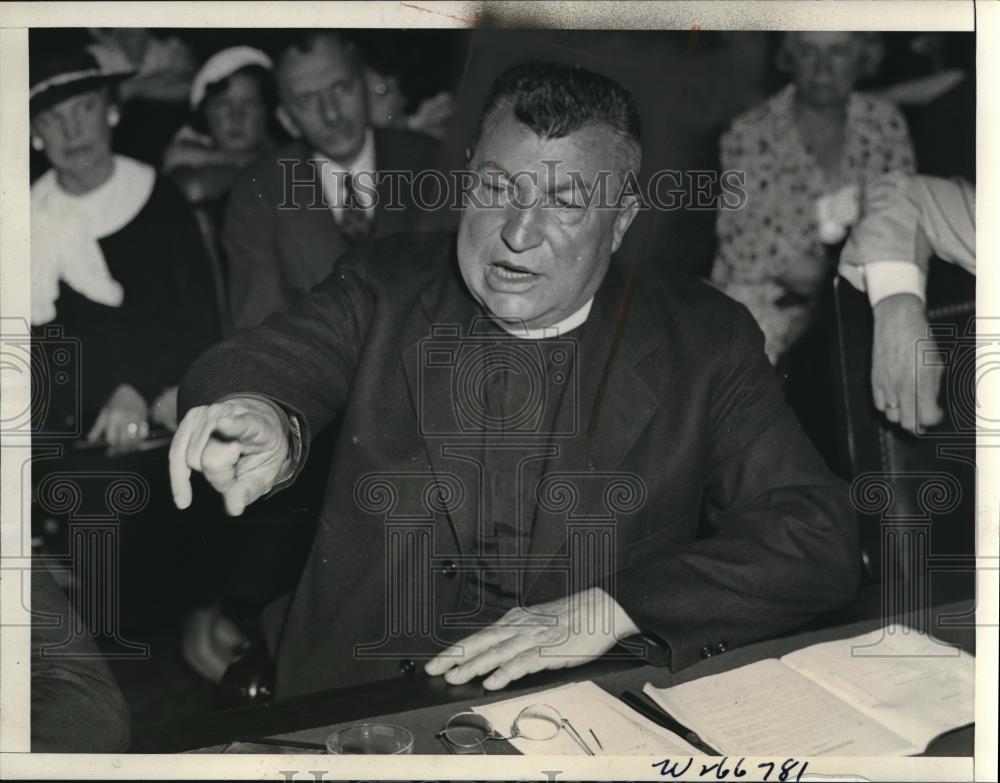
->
<box><xmin>872</xmin><ymin>292</ymin><xmax>943</xmax><ymax>433</ymax></box>
<box><xmin>85</xmin><ymin>383</ymin><xmax>181</xmax><ymax>452</ymax></box>
<box><xmin>87</xmin><ymin>382</ymin><xmax>150</xmax><ymax>451</ymax></box>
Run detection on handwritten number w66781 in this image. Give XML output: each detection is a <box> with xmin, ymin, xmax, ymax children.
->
<box><xmin>652</xmin><ymin>757</ymin><xmax>809</xmax><ymax>781</ymax></box>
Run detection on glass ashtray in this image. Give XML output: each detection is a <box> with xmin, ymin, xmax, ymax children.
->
<box><xmin>325</xmin><ymin>722</ymin><xmax>414</xmax><ymax>754</ymax></box>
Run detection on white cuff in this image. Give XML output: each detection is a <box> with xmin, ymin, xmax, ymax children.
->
<box><xmin>863</xmin><ymin>261</ymin><xmax>927</xmax><ymax>307</ymax></box>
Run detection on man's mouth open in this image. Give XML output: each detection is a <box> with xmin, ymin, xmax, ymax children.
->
<box><xmin>487</xmin><ymin>261</ymin><xmax>541</xmax><ymax>288</ymax></box>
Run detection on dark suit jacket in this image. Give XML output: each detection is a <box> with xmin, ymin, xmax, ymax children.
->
<box><xmin>181</xmin><ymin>232</ymin><xmax>859</xmax><ymax>697</ymax></box>
<box><xmin>222</xmin><ymin>129</ymin><xmax>455</xmax><ymax>329</ymax></box>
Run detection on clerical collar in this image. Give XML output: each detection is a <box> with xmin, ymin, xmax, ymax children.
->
<box><xmin>493</xmin><ymin>298</ymin><xmax>594</xmax><ymax>340</ymax></box>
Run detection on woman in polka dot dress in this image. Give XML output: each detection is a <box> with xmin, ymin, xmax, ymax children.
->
<box><xmin>711</xmin><ymin>32</ymin><xmax>916</xmax><ymax>365</ymax></box>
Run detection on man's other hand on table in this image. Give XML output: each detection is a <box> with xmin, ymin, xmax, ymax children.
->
<box><xmin>424</xmin><ymin>587</ymin><xmax>640</xmax><ymax>690</ymax></box>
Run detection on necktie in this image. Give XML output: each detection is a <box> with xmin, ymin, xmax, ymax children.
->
<box><xmin>340</xmin><ymin>173</ymin><xmax>372</xmax><ymax>242</ymax></box>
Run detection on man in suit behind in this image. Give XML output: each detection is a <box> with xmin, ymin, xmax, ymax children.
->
<box><xmin>172</xmin><ymin>62</ymin><xmax>859</xmax><ymax>698</ymax></box>
<box><xmin>223</xmin><ymin>31</ymin><xmax>452</xmax><ymax>329</ymax></box>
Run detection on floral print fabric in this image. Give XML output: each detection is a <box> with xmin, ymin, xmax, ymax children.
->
<box><xmin>711</xmin><ymin>84</ymin><xmax>916</xmax><ymax>362</ymax></box>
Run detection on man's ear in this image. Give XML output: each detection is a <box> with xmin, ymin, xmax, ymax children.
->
<box><xmin>276</xmin><ymin>105</ymin><xmax>301</xmax><ymax>139</ymax></box>
<box><xmin>610</xmin><ymin>195</ymin><xmax>640</xmax><ymax>254</ymax></box>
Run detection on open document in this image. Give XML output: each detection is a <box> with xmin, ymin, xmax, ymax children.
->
<box><xmin>471</xmin><ymin>681</ymin><xmax>703</xmax><ymax>756</ymax></box>
<box><xmin>643</xmin><ymin>626</ymin><xmax>974</xmax><ymax>756</ymax></box>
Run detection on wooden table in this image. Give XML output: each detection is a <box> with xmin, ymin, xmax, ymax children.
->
<box><xmin>131</xmin><ymin>571</ymin><xmax>976</xmax><ymax>755</ymax></box>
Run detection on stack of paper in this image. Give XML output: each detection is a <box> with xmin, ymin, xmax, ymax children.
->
<box><xmin>643</xmin><ymin>626</ymin><xmax>974</xmax><ymax>756</ymax></box>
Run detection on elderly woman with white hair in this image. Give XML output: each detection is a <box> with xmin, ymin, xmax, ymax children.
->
<box><xmin>710</xmin><ymin>32</ymin><xmax>916</xmax><ymax>366</ymax></box>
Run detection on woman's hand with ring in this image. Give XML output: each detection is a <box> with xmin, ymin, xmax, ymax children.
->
<box><xmin>88</xmin><ymin>383</ymin><xmax>150</xmax><ymax>451</ymax></box>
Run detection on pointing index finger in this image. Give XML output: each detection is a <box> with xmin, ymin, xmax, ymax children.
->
<box><xmin>169</xmin><ymin>411</ymin><xmax>196</xmax><ymax>509</ymax></box>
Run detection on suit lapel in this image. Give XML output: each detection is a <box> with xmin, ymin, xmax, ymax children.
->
<box><xmin>280</xmin><ymin>142</ymin><xmax>350</xmax><ymax>285</ymax></box>
<box><xmin>399</xmin><ymin>242</ymin><xmax>485</xmax><ymax>555</ymax></box>
<box><xmin>524</xmin><ymin>261</ymin><xmax>662</xmax><ymax>593</ymax></box>
<box><xmin>581</xmin><ymin>261</ymin><xmax>662</xmax><ymax>472</ymax></box>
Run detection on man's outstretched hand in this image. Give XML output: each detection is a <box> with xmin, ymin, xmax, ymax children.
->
<box><xmin>872</xmin><ymin>293</ymin><xmax>944</xmax><ymax>434</ymax></box>
<box><xmin>424</xmin><ymin>587</ymin><xmax>639</xmax><ymax>690</ymax></box>
<box><xmin>169</xmin><ymin>397</ymin><xmax>292</xmax><ymax>516</ymax></box>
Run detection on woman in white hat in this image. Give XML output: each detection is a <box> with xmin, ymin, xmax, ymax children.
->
<box><xmin>163</xmin><ymin>46</ymin><xmax>280</xmax><ymax>205</ymax></box>
<box><xmin>30</xmin><ymin>47</ymin><xmax>221</xmax><ymax>450</ymax></box>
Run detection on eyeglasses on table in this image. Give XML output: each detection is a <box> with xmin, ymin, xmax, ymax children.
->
<box><xmin>437</xmin><ymin>703</ymin><xmax>600</xmax><ymax>755</ymax></box>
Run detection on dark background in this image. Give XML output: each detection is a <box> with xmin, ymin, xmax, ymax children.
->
<box><xmin>31</xmin><ymin>28</ymin><xmax>974</xmax><ymax>282</ymax></box>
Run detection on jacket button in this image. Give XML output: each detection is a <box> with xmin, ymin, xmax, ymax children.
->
<box><xmin>440</xmin><ymin>560</ymin><xmax>458</xmax><ymax>579</ymax></box>
<box><xmin>716</xmin><ymin>640</ymin><xmax>728</xmax><ymax>654</ymax></box>
<box><xmin>398</xmin><ymin>659</ymin><xmax>417</xmax><ymax>676</ymax></box>
<box><xmin>700</xmin><ymin>645</ymin><xmax>714</xmax><ymax>659</ymax></box>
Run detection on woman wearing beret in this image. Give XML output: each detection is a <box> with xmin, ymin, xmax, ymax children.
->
<box><xmin>162</xmin><ymin>46</ymin><xmax>280</xmax><ymax>206</ymax></box>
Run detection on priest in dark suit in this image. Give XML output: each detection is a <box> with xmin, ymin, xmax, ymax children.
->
<box><xmin>223</xmin><ymin>31</ymin><xmax>454</xmax><ymax>329</ymax></box>
<box><xmin>172</xmin><ymin>62</ymin><xmax>859</xmax><ymax>698</ymax></box>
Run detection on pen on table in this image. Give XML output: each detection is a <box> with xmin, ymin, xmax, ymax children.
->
<box><xmin>560</xmin><ymin>719</ymin><xmax>596</xmax><ymax>755</ymax></box>
<box><xmin>619</xmin><ymin>691</ymin><xmax>719</xmax><ymax>755</ymax></box>
<box><xmin>236</xmin><ymin>736</ymin><xmax>327</xmax><ymax>751</ymax></box>
<box><xmin>589</xmin><ymin>728</ymin><xmax>604</xmax><ymax>751</ymax></box>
